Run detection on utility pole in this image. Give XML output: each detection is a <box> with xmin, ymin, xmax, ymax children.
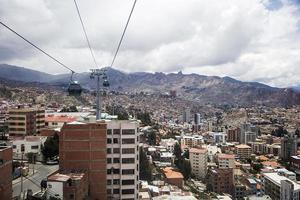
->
<box><xmin>90</xmin><ymin>68</ymin><xmax>109</xmax><ymax>120</ymax></box>
<box><xmin>20</xmin><ymin>144</ymin><xmax>25</xmax><ymax>198</ymax></box>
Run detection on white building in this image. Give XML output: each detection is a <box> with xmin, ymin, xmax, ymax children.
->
<box><xmin>189</xmin><ymin>148</ymin><xmax>208</xmax><ymax>179</ymax></box>
<box><xmin>263</xmin><ymin>172</ymin><xmax>300</xmax><ymax>200</ymax></box>
<box><xmin>217</xmin><ymin>154</ymin><xmax>235</xmax><ymax>168</ymax></box>
<box><xmin>212</xmin><ymin>132</ymin><xmax>226</xmax><ymax>144</ymax></box>
<box><xmin>160</xmin><ymin>138</ymin><xmax>177</xmax><ymax>153</ymax></box>
<box><xmin>181</xmin><ymin>135</ymin><xmax>204</xmax><ymax>149</ymax></box>
<box><xmin>11</xmin><ymin>136</ymin><xmax>47</xmax><ymax>161</ymax></box>
<box><xmin>106</xmin><ymin>120</ymin><xmax>140</xmax><ymax>200</ymax></box>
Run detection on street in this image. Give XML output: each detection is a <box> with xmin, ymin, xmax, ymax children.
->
<box><xmin>12</xmin><ymin>162</ymin><xmax>58</xmax><ymax>198</ymax></box>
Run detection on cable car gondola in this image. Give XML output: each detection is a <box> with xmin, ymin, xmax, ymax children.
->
<box><xmin>68</xmin><ymin>72</ymin><xmax>82</xmax><ymax>96</ymax></box>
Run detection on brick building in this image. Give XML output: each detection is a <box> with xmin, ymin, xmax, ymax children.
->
<box><xmin>207</xmin><ymin>167</ymin><xmax>234</xmax><ymax>196</ymax></box>
<box><xmin>235</xmin><ymin>144</ymin><xmax>252</xmax><ymax>160</ymax></box>
<box><xmin>227</xmin><ymin>127</ymin><xmax>240</xmax><ymax>142</ymax></box>
<box><xmin>59</xmin><ymin>122</ymin><xmax>107</xmax><ymax>200</ymax></box>
<box><xmin>47</xmin><ymin>171</ymin><xmax>88</xmax><ymax>200</ymax></box>
<box><xmin>163</xmin><ymin>167</ymin><xmax>184</xmax><ymax>188</ymax></box>
<box><xmin>59</xmin><ymin>119</ymin><xmax>140</xmax><ymax>200</ymax></box>
<box><xmin>0</xmin><ymin>146</ymin><xmax>12</xmax><ymax>200</ymax></box>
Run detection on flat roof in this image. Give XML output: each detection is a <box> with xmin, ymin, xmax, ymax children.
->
<box><xmin>263</xmin><ymin>173</ymin><xmax>300</xmax><ymax>190</ymax></box>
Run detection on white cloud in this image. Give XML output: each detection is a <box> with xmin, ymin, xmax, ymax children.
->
<box><xmin>0</xmin><ymin>0</ymin><xmax>299</xmax><ymax>87</ymax></box>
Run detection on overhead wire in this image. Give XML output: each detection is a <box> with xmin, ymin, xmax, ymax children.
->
<box><xmin>73</xmin><ymin>0</ymin><xmax>99</xmax><ymax>69</ymax></box>
<box><xmin>0</xmin><ymin>21</ymin><xmax>75</xmax><ymax>73</ymax></box>
<box><xmin>110</xmin><ymin>0</ymin><xmax>138</xmax><ymax>67</ymax></box>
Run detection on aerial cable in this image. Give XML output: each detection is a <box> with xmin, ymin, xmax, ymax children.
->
<box><xmin>0</xmin><ymin>21</ymin><xmax>75</xmax><ymax>73</ymax></box>
<box><xmin>73</xmin><ymin>0</ymin><xmax>99</xmax><ymax>69</ymax></box>
<box><xmin>110</xmin><ymin>0</ymin><xmax>137</xmax><ymax>67</ymax></box>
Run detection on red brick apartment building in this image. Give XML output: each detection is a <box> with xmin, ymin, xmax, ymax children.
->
<box><xmin>0</xmin><ymin>146</ymin><xmax>12</xmax><ymax>200</ymax></box>
<box><xmin>59</xmin><ymin>123</ymin><xmax>107</xmax><ymax>200</ymax></box>
<box><xmin>207</xmin><ymin>167</ymin><xmax>234</xmax><ymax>196</ymax></box>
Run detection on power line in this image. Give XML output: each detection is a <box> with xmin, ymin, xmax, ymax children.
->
<box><xmin>0</xmin><ymin>21</ymin><xmax>75</xmax><ymax>73</ymax></box>
<box><xmin>110</xmin><ymin>0</ymin><xmax>137</xmax><ymax>67</ymax></box>
<box><xmin>73</xmin><ymin>0</ymin><xmax>99</xmax><ymax>69</ymax></box>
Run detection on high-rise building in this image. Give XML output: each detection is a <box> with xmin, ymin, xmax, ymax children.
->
<box><xmin>240</xmin><ymin>123</ymin><xmax>258</xmax><ymax>144</ymax></box>
<box><xmin>106</xmin><ymin>120</ymin><xmax>140</xmax><ymax>200</ymax></box>
<box><xmin>182</xmin><ymin>108</ymin><xmax>190</xmax><ymax>123</ymax></box>
<box><xmin>262</xmin><ymin>172</ymin><xmax>300</xmax><ymax>200</ymax></box>
<box><xmin>207</xmin><ymin>167</ymin><xmax>234</xmax><ymax>196</ymax></box>
<box><xmin>280</xmin><ymin>135</ymin><xmax>298</xmax><ymax>161</ymax></box>
<box><xmin>8</xmin><ymin>106</ymin><xmax>45</xmax><ymax>136</ymax></box>
<box><xmin>227</xmin><ymin>127</ymin><xmax>241</xmax><ymax>142</ymax></box>
<box><xmin>59</xmin><ymin>119</ymin><xmax>140</xmax><ymax>200</ymax></box>
<box><xmin>0</xmin><ymin>145</ymin><xmax>12</xmax><ymax>200</ymax></box>
<box><xmin>217</xmin><ymin>153</ymin><xmax>235</xmax><ymax>169</ymax></box>
<box><xmin>193</xmin><ymin>113</ymin><xmax>201</xmax><ymax>132</ymax></box>
<box><xmin>59</xmin><ymin>122</ymin><xmax>107</xmax><ymax>200</ymax></box>
<box><xmin>235</xmin><ymin>144</ymin><xmax>252</xmax><ymax>160</ymax></box>
<box><xmin>189</xmin><ymin>148</ymin><xmax>207</xmax><ymax>179</ymax></box>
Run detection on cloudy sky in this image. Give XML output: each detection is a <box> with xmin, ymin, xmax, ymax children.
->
<box><xmin>0</xmin><ymin>0</ymin><xmax>300</xmax><ymax>88</ymax></box>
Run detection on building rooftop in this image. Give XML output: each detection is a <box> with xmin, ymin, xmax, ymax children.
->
<box><xmin>189</xmin><ymin>148</ymin><xmax>207</xmax><ymax>154</ymax></box>
<box><xmin>218</xmin><ymin>153</ymin><xmax>235</xmax><ymax>159</ymax></box>
<box><xmin>263</xmin><ymin>172</ymin><xmax>300</xmax><ymax>190</ymax></box>
<box><xmin>163</xmin><ymin>167</ymin><xmax>184</xmax><ymax>179</ymax></box>
<box><xmin>48</xmin><ymin>172</ymin><xmax>85</xmax><ymax>182</ymax></box>
<box><xmin>235</xmin><ymin>144</ymin><xmax>251</xmax><ymax>149</ymax></box>
<box><xmin>45</xmin><ymin>115</ymin><xmax>77</xmax><ymax>123</ymax></box>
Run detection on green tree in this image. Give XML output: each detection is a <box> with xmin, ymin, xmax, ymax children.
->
<box><xmin>139</xmin><ymin>148</ymin><xmax>152</xmax><ymax>181</ymax></box>
<box><xmin>183</xmin><ymin>149</ymin><xmax>189</xmax><ymax>159</ymax></box>
<box><xmin>147</xmin><ymin>130</ymin><xmax>156</xmax><ymax>145</ymax></box>
<box><xmin>42</xmin><ymin>133</ymin><xmax>59</xmax><ymax>161</ymax></box>
<box><xmin>174</xmin><ymin>142</ymin><xmax>182</xmax><ymax>159</ymax></box>
<box><xmin>137</xmin><ymin>112</ymin><xmax>152</xmax><ymax>126</ymax></box>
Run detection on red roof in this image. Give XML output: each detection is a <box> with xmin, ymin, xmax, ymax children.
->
<box><xmin>190</xmin><ymin>148</ymin><xmax>207</xmax><ymax>154</ymax></box>
<box><xmin>46</xmin><ymin>115</ymin><xmax>77</xmax><ymax>123</ymax></box>
<box><xmin>163</xmin><ymin>167</ymin><xmax>184</xmax><ymax>179</ymax></box>
<box><xmin>218</xmin><ymin>153</ymin><xmax>235</xmax><ymax>159</ymax></box>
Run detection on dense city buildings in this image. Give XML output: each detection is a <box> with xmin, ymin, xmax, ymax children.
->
<box><xmin>0</xmin><ymin>145</ymin><xmax>12</xmax><ymax>200</ymax></box>
<box><xmin>8</xmin><ymin>106</ymin><xmax>45</xmax><ymax>136</ymax></box>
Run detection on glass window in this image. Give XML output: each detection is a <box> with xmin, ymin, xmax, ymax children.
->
<box><xmin>107</xmin><ymin>138</ymin><xmax>112</xmax><ymax>144</ymax></box>
<box><xmin>122</xmin><ymin>148</ymin><xmax>135</xmax><ymax>154</ymax></box>
<box><xmin>107</xmin><ymin>129</ymin><xmax>112</xmax><ymax>135</ymax></box>
<box><xmin>122</xmin><ymin>169</ymin><xmax>134</xmax><ymax>175</ymax></box>
<box><xmin>113</xmin><ymin>129</ymin><xmax>120</xmax><ymax>135</ymax></box>
<box><xmin>122</xmin><ymin>180</ymin><xmax>135</xmax><ymax>185</ymax></box>
<box><xmin>107</xmin><ymin>148</ymin><xmax>111</xmax><ymax>154</ymax></box>
<box><xmin>113</xmin><ymin>138</ymin><xmax>118</xmax><ymax>144</ymax></box>
<box><xmin>113</xmin><ymin>189</ymin><xmax>120</xmax><ymax>194</ymax></box>
<box><xmin>122</xmin><ymin>139</ymin><xmax>135</xmax><ymax>144</ymax></box>
<box><xmin>122</xmin><ymin>189</ymin><xmax>135</xmax><ymax>194</ymax></box>
<box><xmin>122</xmin><ymin>158</ymin><xmax>135</xmax><ymax>164</ymax></box>
<box><xmin>113</xmin><ymin>148</ymin><xmax>120</xmax><ymax>154</ymax></box>
<box><xmin>113</xmin><ymin>158</ymin><xmax>120</xmax><ymax>163</ymax></box>
<box><xmin>122</xmin><ymin>129</ymin><xmax>135</xmax><ymax>135</ymax></box>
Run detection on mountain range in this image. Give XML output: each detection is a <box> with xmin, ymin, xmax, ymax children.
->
<box><xmin>0</xmin><ymin>64</ymin><xmax>299</xmax><ymax>106</ymax></box>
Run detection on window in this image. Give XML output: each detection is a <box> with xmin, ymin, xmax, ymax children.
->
<box><xmin>107</xmin><ymin>180</ymin><xmax>112</xmax><ymax>185</ymax></box>
<box><xmin>107</xmin><ymin>189</ymin><xmax>111</xmax><ymax>194</ymax></box>
<box><xmin>113</xmin><ymin>129</ymin><xmax>120</xmax><ymax>135</ymax></box>
<box><xmin>69</xmin><ymin>194</ymin><xmax>74</xmax><ymax>199</ymax></box>
<box><xmin>107</xmin><ymin>169</ymin><xmax>112</xmax><ymax>174</ymax></box>
<box><xmin>113</xmin><ymin>189</ymin><xmax>120</xmax><ymax>194</ymax></box>
<box><xmin>113</xmin><ymin>179</ymin><xmax>120</xmax><ymax>185</ymax></box>
<box><xmin>107</xmin><ymin>148</ymin><xmax>111</xmax><ymax>154</ymax></box>
<box><xmin>122</xmin><ymin>148</ymin><xmax>135</xmax><ymax>154</ymax></box>
<box><xmin>107</xmin><ymin>129</ymin><xmax>112</xmax><ymax>135</ymax></box>
<box><xmin>107</xmin><ymin>158</ymin><xmax>112</xmax><ymax>164</ymax></box>
<box><xmin>113</xmin><ymin>168</ymin><xmax>120</xmax><ymax>174</ymax></box>
<box><xmin>113</xmin><ymin>138</ymin><xmax>118</xmax><ymax>144</ymax></box>
<box><xmin>107</xmin><ymin>138</ymin><xmax>112</xmax><ymax>144</ymax></box>
<box><xmin>122</xmin><ymin>180</ymin><xmax>135</xmax><ymax>185</ymax></box>
<box><xmin>31</xmin><ymin>145</ymin><xmax>39</xmax><ymax>149</ymax></box>
<box><xmin>113</xmin><ymin>158</ymin><xmax>120</xmax><ymax>163</ymax></box>
<box><xmin>122</xmin><ymin>139</ymin><xmax>135</xmax><ymax>144</ymax></box>
<box><xmin>122</xmin><ymin>189</ymin><xmax>135</xmax><ymax>194</ymax></box>
<box><xmin>12</xmin><ymin>145</ymin><xmax>16</xmax><ymax>149</ymax></box>
<box><xmin>122</xmin><ymin>129</ymin><xmax>135</xmax><ymax>135</ymax></box>
<box><xmin>122</xmin><ymin>169</ymin><xmax>134</xmax><ymax>175</ymax></box>
<box><xmin>122</xmin><ymin>158</ymin><xmax>135</xmax><ymax>164</ymax></box>
<box><xmin>113</xmin><ymin>148</ymin><xmax>120</xmax><ymax>154</ymax></box>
